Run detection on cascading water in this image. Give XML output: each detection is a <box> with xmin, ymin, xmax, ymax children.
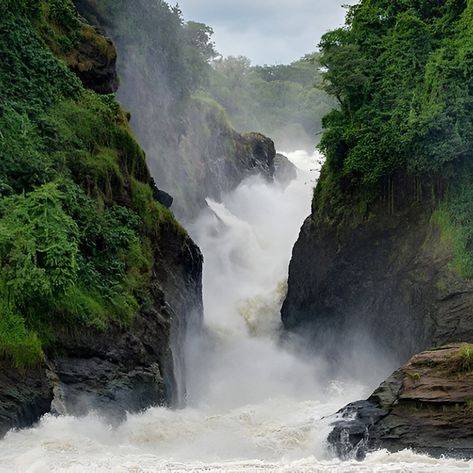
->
<box><xmin>0</xmin><ymin>152</ymin><xmax>472</xmax><ymax>472</ymax></box>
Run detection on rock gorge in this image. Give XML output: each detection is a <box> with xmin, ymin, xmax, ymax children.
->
<box><xmin>2</xmin><ymin>0</ymin><xmax>473</xmax><ymax>464</ymax></box>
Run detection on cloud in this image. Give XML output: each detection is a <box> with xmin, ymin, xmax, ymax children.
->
<box><xmin>176</xmin><ymin>0</ymin><xmax>356</xmax><ymax>64</ymax></box>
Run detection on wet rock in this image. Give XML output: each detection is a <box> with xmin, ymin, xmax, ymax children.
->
<box><xmin>282</xmin><ymin>187</ymin><xmax>473</xmax><ymax>362</ymax></box>
<box><xmin>329</xmin><ymin>345</ymin><xmax>473</xmax><ymax>459</ymax></box>
<box><xmin>150</xmin><ymin>177</ymin><xmax>174</xmax><ymax>208</ymax></box>
<box><xmin>274</xmin><ymin>153</ymin><xmax>297</xmax><ymax>186</ymax></box>
<box><xmin>0</xmin><ymin>364</ymin><xmax>53</xmax><ymax>437</ymax></box>
<box><xmin>243</xmin><ymin>132</ymin><xmax>276</xmax><ymax>178</ymax></box>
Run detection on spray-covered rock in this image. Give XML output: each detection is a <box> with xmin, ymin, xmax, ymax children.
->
<box><xmin>329</xmin><ymin>344</ymin><xmax>473</xmax><ymax>459</ymax></box>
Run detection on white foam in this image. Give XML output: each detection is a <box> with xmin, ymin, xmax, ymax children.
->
<box><xmin>0</xmin><ymin>151</ymin><xmax>468</xmax><ymax>472</ymax></box>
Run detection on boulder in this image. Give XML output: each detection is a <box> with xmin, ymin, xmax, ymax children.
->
<box><xmin>329</xmin><ymin>344</ymin><xmax>473</xmax><ymax>459</ymax></box>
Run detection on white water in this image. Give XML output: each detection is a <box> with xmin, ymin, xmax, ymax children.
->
<box><xmin>0</xmin><ymin>151</ymin><xmax>471</xmax><ymax>472</ymax></box>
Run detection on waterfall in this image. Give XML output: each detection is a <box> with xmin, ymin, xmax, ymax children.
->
<box><xmin>0</xmin><ymin>152</ymin><xmax>470</xmax><ymax>472</ymax></box>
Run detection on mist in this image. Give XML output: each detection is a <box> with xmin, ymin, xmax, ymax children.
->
<box><xmin>0</xmin><ymin>151</ymin><xmax>458</xmax><ymax>472</ymax></box>
<box><xmin>183</xmin><ymin>149</ymin><xmax>397</xmax><ymax>411</ymax></box>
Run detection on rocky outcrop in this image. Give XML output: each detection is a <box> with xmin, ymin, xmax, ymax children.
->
<box><xmin>0</xmin><ymin>2</ymin><xmax>202</xmax><ymax>436</ymax></box>
<box><xmin>74</xmin><ymin>0</ymin><xmax>276</xmax><ymax>221</ymax></box>
<box><xmin>0</xmin><ymin>365</ymin><xmax>53</xmax><ymax>438</ymax></box>
<box><xmin>282</xmin><ymin>189</ymin><xmax>473</xmax><ymax>364</ymax></box>
<box><xmin>163</xmin><ymin>97</ymin><xmax>276</xmax><ymax>218</ymax></box>
<box><xmin>329</xmin><ymin>344</ymin><xmax>473</xmax><ymax>459</ymax></box>
<box><xmin>65</xmin><ymin>24</ymin><xmax>119</xmax><ymax>94</ymax></box>
<box><xmin>117</xmin><ymin>86</ymin><xmax>276</xmax><ymax>221</ymax></box>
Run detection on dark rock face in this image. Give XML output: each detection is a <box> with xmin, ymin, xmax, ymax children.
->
<box><xmin>150</xmin><ymin>177</ymin><xmax>174</xmax><ymax>209</ymax></box>
<box><xmin>329</xmin><ymin>345</ymin><xmax>473</xmax><ymax>459</ymax></box>
<box><xmin>0</xmin><ymin>365</ymin><xmax>53</xmax><ymax>438</ymax></box>
<box><xmin>282</xmin><ymin>198</ymin><xmax>473</xmax><ymax>363</ymax></box>
<box><xmin>67</xmin><ymin>24</ymin><xmax>119</xmax><ymax>94</ymax></box>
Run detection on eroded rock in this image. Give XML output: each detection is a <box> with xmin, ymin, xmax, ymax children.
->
<box><xmin>329</xmin><ymin>345</ymin><xmax>473</xmax><ymax>459</ymax></box>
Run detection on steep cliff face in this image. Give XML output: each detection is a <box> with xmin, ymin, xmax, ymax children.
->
<box><xmin>0</xmin><ymin>219</ymin><xmax>202</xmax><ymax>436</ymax></box>
<box><xmin>282</xmin><ymin>183</ymin><xmax>473</xmax><ymax>364</ymax></box>
<box><xmin>74</xmin><ymin>0</ymin><xmax>276</xmax><ymax>220</ymax></box>
<box><xmin>281</xmin><ymin>1</ymin><xmax>473</xmax><ymax>459</ymax></box>
<box><xmin>282</xmin><ymin>0</ymin><xmax>473</xmax><ymax>365</ymax></box>
<box><xmin>0</xmin><ymin>0</ymin><xmax>202</xmax><ymax>436</ymax></box>
<box><xmin>329</xmin><ymin>344</ymin><xmax>473</xmax><ymax>459</ymax></box>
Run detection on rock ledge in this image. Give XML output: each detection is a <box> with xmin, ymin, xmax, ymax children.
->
<box><xmin>329</xmin><ymin>344</ymin><xmax>473</xmax><ymax>459</ymax></box>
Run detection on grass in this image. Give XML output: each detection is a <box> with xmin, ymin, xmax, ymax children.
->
<box><xmin>407</xmin><ymin>372</ymin><xmax>421</xmax><ymax>382</ymax></box>
<box><xmin>456</xmin><ymin>344</ymin><xmax>473</xmax><ymax>373</ymax></box>
<box><xmin>432</xmin><ymin>208</ymin><xmax>473</xmax><ymax>278</ymax></box>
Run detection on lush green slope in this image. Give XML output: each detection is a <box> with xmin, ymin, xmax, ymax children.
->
<box><xmin>0</xmin><ymin>0</ymin><xmax>182</xmax><ymax>365</ymax></box>
<box><xmin>316</xmin><ymin>0</ymin><xmax>473</xmax><ymax>273</ymax></box>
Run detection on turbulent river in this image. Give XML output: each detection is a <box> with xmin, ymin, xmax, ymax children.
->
<box><xmin>0</xmin><ymin>151</ymin><xmax>472</xmax><ymax>472</ymax></box>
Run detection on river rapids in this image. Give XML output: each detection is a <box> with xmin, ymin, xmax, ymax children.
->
<box><xmin>0</xmin><ymin>151</ymin><xmax>471</xmax><ymax>473</ymax></box>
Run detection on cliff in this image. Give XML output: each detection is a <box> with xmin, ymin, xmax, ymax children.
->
<box><xmin>282</xmin><ymin>2</ymin><xmax>473</xmax><ymax>365</ymax></box>
<box><xmin>281</xmin><ymin>1</ymin><xmax>473</xmax><ymax>456</ymax></box>
<box><xmin>0</xmin><ymin>0</ymin><xmax>202</xmax><ymax>435</ymax></box>
<box><xmin>74</xmin><ymin>0</ymin><xmax>276</xmax><ymax>220</ymax></box>
<box><xmin>329</xmin><ymin>344</ymin><xmax>473</xmax><ymax>459</ymax></box>
<box><xmin>282</xmin><ymin>183</ymin><xmax>473</xmax><ymax>363</ymax></box>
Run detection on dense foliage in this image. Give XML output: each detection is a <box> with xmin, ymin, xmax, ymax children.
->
<box><xmin>208</xmin><ymin>54</ymin><xmax>334</xmax><ymax>151</ymax></box>
<box><xmin>319</xmin><ymin>0</ymin><xmax>473</xmax><ymax>185</ymax></box>
<box><xmin>0</xmin><ymin>0</ymin><xmax>177</xmax><ymax>365</ymax></box>
<box><xmin>317</xmin><ymin>0</ymin><xmax>473</xmax><ymax>275</ymax></box>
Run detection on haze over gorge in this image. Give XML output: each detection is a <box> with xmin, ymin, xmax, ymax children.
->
<box><xmin>1</xmin><ymin>1</ymin><xmax>473</xmax><ymax>472</ymax></box>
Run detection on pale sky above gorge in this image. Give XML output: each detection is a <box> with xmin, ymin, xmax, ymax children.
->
<box><xmin>176</xmin><ymin>0</ymin><xmax>357</xmax><ymax>65</ymax></box>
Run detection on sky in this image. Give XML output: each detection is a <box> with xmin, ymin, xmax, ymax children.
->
<box><xmin>176</xmin><ymin>0</ymin><xmax>357</xmax><ymax>65</ymax></box>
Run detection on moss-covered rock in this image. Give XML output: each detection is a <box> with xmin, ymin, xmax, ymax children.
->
<box><xmin>0</xmin><ymin>0</ymin><xmax>202</xmax><ymax>434</ymax></box>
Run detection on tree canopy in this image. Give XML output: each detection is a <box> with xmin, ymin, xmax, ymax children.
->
<box><xmin>319</xmin><ymin>0</ymin><xmax>473</xmax><ymax>187</ymax></box>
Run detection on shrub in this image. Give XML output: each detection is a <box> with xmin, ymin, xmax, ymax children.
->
<box><xmin>457</xmin><ymin>344</ymin><xmax>473</xmax><ymax>373</ymax></box>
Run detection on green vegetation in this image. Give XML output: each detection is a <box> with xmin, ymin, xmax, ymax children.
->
<box><xmin>207</xmin><ymin>54</ymin><xmax>335</xmax><ymax>150</ymax></box>
<box><xmin>89</xmin><ymin>0</ymin><xmax>217</xmax><ymax>103</ymax></box>
<box><xmin>317</xmin><ymin>0</ymin><xmax>473</xmax><ymax>267</ymax></box>
<box><xmin>77</xmin><ymin>0</ymin><xmax>331</xmax><ymax>216</ymax></box>
<box><xmin>456</xmin><ymin>344</ymin><xmax>473</xmax><ymax>373</ymax></box>
<box><xmin>407</xmin><ymin>371</ymin><xmax>421</xmax><ymax>383</ymax></box>
<box><xmin>0</xmin><ymin>0</ymin><xmax>179</xmax><ymax>365</ymax></box>
<box><xmin>76</xmin><ymin>0</ymin><xmax>228</xmax><ymax>217</ymax></box>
